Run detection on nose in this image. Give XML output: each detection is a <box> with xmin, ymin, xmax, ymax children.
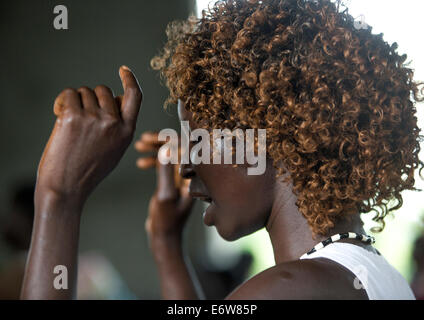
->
<box><xmin>179</xmin><ymin>163</ymin><xmax>196</xmax><ymax>179</ymax></box>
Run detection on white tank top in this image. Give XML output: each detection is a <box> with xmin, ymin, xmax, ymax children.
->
<box><xmin>299</xmin><ymin>242</ymin><xmax>415</xmax><ymax>300</ymax></box>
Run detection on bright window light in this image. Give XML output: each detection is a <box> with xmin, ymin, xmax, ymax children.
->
<box><xmin>196</xmin><ymin>0</ymin><xmax>214</xmax><ymax>17</ymax></box>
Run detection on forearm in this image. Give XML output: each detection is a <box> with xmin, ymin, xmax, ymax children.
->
<box><xmin>21</xmin><ymin>190</ymin><xmax>82</xmax><ymax>299</ymax></box>
<box><xmin>151</xmin><ymin>235</ymin><xmax>204</xmax><ymax>300</ymax></box>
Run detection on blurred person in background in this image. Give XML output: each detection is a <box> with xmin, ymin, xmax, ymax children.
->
<box><xmin>0</xmin><ymin>181</ymin><xmax>35</xmax><ymax>299</ymax></box>
<box><xmin>193</xmin><ymin>252</ymin><xmax>253</xmax><ymax>299</ymax></box>
<box><xmin>0</xmin><ymin>180</ymin><xmax>134</xmax><ymax>299</ymax></box>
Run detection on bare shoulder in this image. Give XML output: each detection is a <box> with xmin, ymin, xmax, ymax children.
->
<box><xmin>226</xmin><ymin>258</ymin><xmax>368</xmax><ymax>300</ymax></box>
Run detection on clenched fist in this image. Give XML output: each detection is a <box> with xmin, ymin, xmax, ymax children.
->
<box><xmin>36</xmin><ymin>66</ymin><xmax>142</xmax><ymax>207</ymax></box>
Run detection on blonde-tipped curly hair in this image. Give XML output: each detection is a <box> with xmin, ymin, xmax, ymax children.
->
<box><xmin>152</xmin><ymin>0</ymin><xmax>424</xmax><ymax>235</ymax></box>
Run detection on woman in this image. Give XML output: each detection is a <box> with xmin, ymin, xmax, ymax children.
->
<box><xmin>22</xmin><ymin>0</ymin><xmax>422</xmax><ymax>299</ymax></box>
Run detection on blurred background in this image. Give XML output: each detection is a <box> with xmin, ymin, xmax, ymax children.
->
<box><xmin>0</xmin><ymin>0</ymin><xmax>423</xmax><ymax>299</ymax></box>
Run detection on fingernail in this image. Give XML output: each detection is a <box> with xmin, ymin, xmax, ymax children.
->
<box><xmin>121</xmin><ymin>65</ymin><xmax>131</xmax><ymax>72</ymax></box>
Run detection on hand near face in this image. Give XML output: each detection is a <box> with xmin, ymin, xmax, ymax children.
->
<box><xmin>135</xmin><ymin>132</ymin><xmax>193</xmax><ymax>239</ymax></box>
<box><xmin>36</xmin><ymin>66</ymin><xmax>142</xmax><ymax>206</ymax></box>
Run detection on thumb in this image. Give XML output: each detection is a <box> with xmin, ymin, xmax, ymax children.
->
<box><xmin>156</xmin><ymin>146</ymin><xmax>179</xmax><ymax>201</ymax></box>
<box><xmin>178</xmin><ymin>179</ymin><xmax>194</xmax><ymax>213</ymax></box>
<box><xmin>119</xmin><ymin>65</ymin><xmax>143</xmax><ymax>127</ymax></box>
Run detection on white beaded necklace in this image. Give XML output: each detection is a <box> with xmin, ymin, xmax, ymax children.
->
<box><xmin>300</xmin><ymin>232</ymin><xmax>375</xmax><ymax>259</ymax></box>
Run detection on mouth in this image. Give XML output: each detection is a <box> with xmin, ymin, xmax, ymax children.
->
<box><xmin>189</xmin><ymin>192</ymin><xmax>213</xmax><ymax>203</ymax></box>
<box><xmin>189</xmin><ymin>192</ymin><xmax>215</xmax><ymax>226</ymax></box>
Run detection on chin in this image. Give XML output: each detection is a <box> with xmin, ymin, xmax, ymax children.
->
<box><xmin>216</xmin><ymin>229</ymin><xmax>242</xmax><ymax>242</ymax></box>
<box><xmin>215</xmin><ymin>222</ymin><xmax>251</xmax><ymax>242</ymax></box>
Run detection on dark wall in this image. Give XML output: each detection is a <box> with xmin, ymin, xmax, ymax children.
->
<box><xmin>0</xmin><ymin>0</ymin><xmax>208</xmax><ymax>298</ymax></box>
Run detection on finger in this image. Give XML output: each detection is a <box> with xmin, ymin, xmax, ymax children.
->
<box><xmin>178</xmin><ymin>193</ymin><xmax>194</xmax><ymax>213</ymax></box>
<box><xmin>54</xmin><ymin>88</ymin><xmax>82</xmax><ymax>116</ymax></box>
<box><xmin>156</xmin><ymin>160</ymin><xmax>178</xmax><ymax>201</ymax></box>
<box><xmin>139</xmin><ymin>132</ymin><xmax>164</xmax><ymax>149</ymax></box>
<box><xmin>119</xmin><ymin>65</ymin><xmax>143</xmax><ymax>127</ymax></box>
<box><xmin>174</xmin><ymin>164</ymin><xmax>183</xmax><ymax>189</ymax></box>
<box><xmin>179</xmin><ymin>177</ymin><xmax>190</xmax><ymax>196</ymax></box>
<box><xmin>145</xmin><ymin>217</ymin><xmax>152</xmax><ymax>234</ymax></box>
<box><xmin>115</xmin><ymin>95</ymin><xmax>123</xmax><ymax>108</ymax></box>
<box><xmin>135</xmin><ymin>140</ymin><xmax>161</xmax><ymax>153</ymax></box>
<box><xmin>136</xmin><ymin>157</ymin><xmax>157</xmax><ymax>169</ymax></box>
<box><xmin>141</xmin><ymin>131</ymin><xmax>161</xmax><ymax>144</ymax></box>
<box><xmin>77</xmin><ymin>86</ymin><xmax>99</xmax><ymax>114</ymax></box>
<box><xmin>178</xmin><ymin>178</ymin><xmax>193</xmax><ymax>212</ymax></box>
<box><xmin>94</xmin><ymin>85</ymin><xmax>119</xmax><ymax>117</ymax></box>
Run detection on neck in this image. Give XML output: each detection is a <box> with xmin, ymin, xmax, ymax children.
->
<box><xmin>265</xmin><ymin>179</ymin><xmax>367</xmax><ymax>264</ymax></box>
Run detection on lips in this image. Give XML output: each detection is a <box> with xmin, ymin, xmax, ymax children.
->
<box><xmin>202</xmin><ymin>201</ymin><xmax>215</xmax><ymax>226</ymax></box>
<box><xmin>189</xmin><ymin>192</ymin><xmax>213</xmax><ymax>203</ymax></box>
<box><xmin>188</xmin><ymin>192</ymin><xmax>214</xmax><ymax>225</ymax></box>
<box><xmin>188</xmin><ymin>180</ymin><xmax>214</xmax><ymax>225</ymax></box>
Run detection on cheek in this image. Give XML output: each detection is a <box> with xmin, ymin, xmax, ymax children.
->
<box><xmin>215</xmin><ymin>185</ymin><xmax>272</xmax><ymax>241</ymax></box>
<box><xmin>198</xmin><ymin>164</ymin><xmax>274</xmax><ymax>236</ymax></box>
<box><xmin>197</xmin><ymin>164</ymin><xmax>251</xmax><ymax>203</ymax></box>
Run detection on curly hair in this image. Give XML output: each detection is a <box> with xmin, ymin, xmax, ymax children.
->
<box><xmin>152</xmin><ymin>0</ymin><xmax>424</xmax><ymax>235</ymax></box>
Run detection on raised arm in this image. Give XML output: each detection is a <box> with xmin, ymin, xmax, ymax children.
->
<box><xmin>21</xmin><ymin>66</ymin><xmax>142</xmax><ymax>299</ymax></box>
<box><xmin>135</xmin><ymin>132</ymin><xmax>203</xmax><ymax>299</ymax></box>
